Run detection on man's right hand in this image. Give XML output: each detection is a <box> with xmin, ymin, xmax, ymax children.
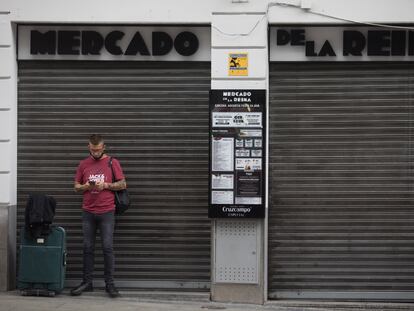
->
<box><xmin>85</xmin><ymin>181</ymin><xmax>94</xmax><ymax>190</ymax></box>
<box><xmin>74</xmin><ymin>182</ymin><xmax>95</xmax><ymax>193</ymax></box>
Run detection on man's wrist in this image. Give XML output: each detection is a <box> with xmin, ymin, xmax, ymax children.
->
<box><xmin>105</xmin><ymin>182</ymin><xmax>111</xmax><ymax>190</ymax></box>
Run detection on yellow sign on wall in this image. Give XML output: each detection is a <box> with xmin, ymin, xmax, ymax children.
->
<box><xmin>228</xmin><ymin>53</ymin><xmax>248</xmax><ymax>76</ymax></box>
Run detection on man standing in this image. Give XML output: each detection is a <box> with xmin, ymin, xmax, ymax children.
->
<box><xmin>71</xmin><ymin>134</ymin><xmax>126</xmax><ymax>298</ymax></box>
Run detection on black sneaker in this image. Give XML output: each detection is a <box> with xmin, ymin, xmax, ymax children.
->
<box><xmin>105</xmin><ymin>284</ymin><xmax>120</xmax><ymax>298</ymax></box>
<box><xmin>70</xmin><ymin>282</ymin><xmax>93</xmax><ymax>296</ymax></box>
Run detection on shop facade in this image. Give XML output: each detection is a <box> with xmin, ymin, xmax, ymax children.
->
<box><xmin>1</xmin><ymin>0</ymin><xmax>414</xmax><ymax>304</ymax></box>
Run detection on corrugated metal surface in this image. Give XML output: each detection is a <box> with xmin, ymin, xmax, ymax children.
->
<box><xmin>17</xmin><ymin>61</ymin><xmax>211</xmax><ymax>290</ymax></box>
<box><xmin>268</xmin><ymin>62</ymin><xmax>414</xmax><ymax>299</ymax></box>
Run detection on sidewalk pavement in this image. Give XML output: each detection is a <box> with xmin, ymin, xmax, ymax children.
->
<box><xmin>1</xmin><ymin>290</ymin><xmax>414</xmax><ymax>311</ymax></box>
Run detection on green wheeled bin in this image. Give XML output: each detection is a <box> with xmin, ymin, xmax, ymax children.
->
<box><xmin>18</xmin><ymin>226</ymin><xmax>66</xmax><ymax>296</ymax></box>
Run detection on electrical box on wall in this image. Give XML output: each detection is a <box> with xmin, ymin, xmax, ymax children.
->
<box><xmin>215</xmin><ymin>220</ymin><xmax>258</xmax><ymax>284</ymax></box>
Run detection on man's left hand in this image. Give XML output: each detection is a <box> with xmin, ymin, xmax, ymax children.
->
<box><xmin>95</xmin><ymin>181</ymin><xmax>106</xmax><ymax>191</ymax></box>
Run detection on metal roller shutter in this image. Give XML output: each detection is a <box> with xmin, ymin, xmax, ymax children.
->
<box><xmin>268</xmin><ymin>62</ymin><xmax>414</xmax><ymax>300</ymax></box>
<box><xmin>17</xmin><ymin>61</ymin><xmax>211</xmax><ymax>290</ymax></box>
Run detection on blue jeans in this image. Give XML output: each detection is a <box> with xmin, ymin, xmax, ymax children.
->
<box><xmin>82</xmin><ymin>210</ymin><xmax>115</xmax><ymax>285</ymax></box>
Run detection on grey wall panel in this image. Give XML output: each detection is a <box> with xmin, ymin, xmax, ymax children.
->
<box><xmin>268</xmin><ymin>62</ymin><xmax>414</xmax><ymax>299</ymax></box>
<box><xmin>17</xmin><ymin>61</ymin><xmax>211</xmax><ymax>290</ymax></box>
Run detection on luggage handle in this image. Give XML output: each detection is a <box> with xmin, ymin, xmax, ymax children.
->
<box><xmin>63</xmin><ymin>251</ymin><xmax>67</xmax><ymax>266</ymax></box>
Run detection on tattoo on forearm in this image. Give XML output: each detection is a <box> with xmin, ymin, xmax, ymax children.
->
<box><xmin>109</xmin><ymin>180</ymin><xmax>126</xmax><ymax>191</ymax></box>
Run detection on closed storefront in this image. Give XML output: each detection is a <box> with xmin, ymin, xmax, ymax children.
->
<box><xmin>16</xmin><ymin>25</ymin><xmax>212</xmax><ymax>290</ymax></box>
<box><xmin>268</xmin><ymin>27</ymin><xmax>414</xmax><ymax>300</ymax></box>
<box><xmin>3</xmin><ymin>1</ymin><xmax>414</xmax><ymax>304</ymax></box>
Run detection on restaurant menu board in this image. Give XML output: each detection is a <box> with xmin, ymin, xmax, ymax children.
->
<box><xmin>209</xmin><ymin>90</ymin><xmax>266</xmax><ymax>218</ymax></box>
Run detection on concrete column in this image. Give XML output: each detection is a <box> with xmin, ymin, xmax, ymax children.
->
<box><xmin>0</xmin><ymin>14</ymin><xmax>17</xmax><ymax>291</ymax></box>
<box><xmin>0</xmin><ymin>204</ymin><xmax>16</xmax><ymax>291</ymax></box>
<box><xmin>210</xmin><ymin>12</ymin><xmax>268</xmax><ymax>304</ymax></box>
<box><xmin>0</xmin><ymin>204</ymin><xmax>10</xmax><ymax>290</ymax></box>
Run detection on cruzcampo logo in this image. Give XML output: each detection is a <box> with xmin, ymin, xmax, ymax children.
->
<box><xmin>228</xmin><ymin>52</ymin><xmax>248</xmax><ymax>76</ymax></box>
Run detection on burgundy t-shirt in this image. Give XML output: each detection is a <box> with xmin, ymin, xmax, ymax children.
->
<box><xmin>75</xmin><ymin>156</ymin><xmax>125</xmax><ymax>214</ymax></box>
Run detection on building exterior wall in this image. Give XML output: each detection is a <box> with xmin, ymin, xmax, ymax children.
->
<box><xmin>4</xmin><ymin>0</ymin><xmax>414</xmax><ymax>24</ymax></box>
<box><xmin>0</xmin><ymin>12</ymin><xmax>17</xmax><ymax>292</ymax></box>
<box><xmin>1</xmin><ymin>0</ymin><xmax>414</xmax><ymax>303</ymax></box>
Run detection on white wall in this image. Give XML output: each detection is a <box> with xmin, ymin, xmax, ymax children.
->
<box><xmin>2</xmin><ymin>0</ymin><xmax>414</xmax><ymax>24</ymax></box>
<box><xmin>0</xmin><ymin>16</ymin><xmax>16</xmax><ymax>205</ymax></box>
<box><xmin>268</xmin><ymin>0</ymin><xmax>414</xmax><ymax>24</ymax></box>
<box><xmin>0</xmin><ymin>14</ymin><xmax>16</xmax><ymax>291</ymax></box>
